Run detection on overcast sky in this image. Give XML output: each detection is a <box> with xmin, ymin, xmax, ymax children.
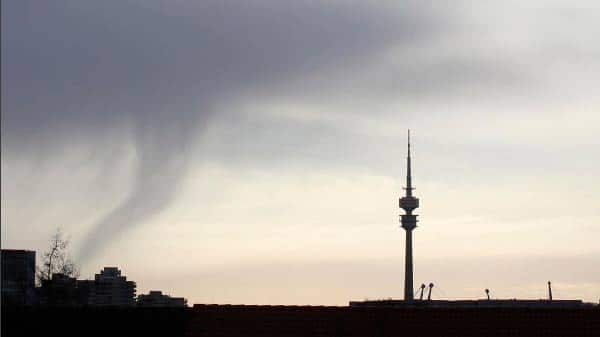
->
<box><xmin>2</xmin><ymin>0</ymin><xmax>599</xmax><ymax>304</ymax></box>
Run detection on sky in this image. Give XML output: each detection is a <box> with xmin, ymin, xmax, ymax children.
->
<box><xmin>2</xmin><ymin>0</ymin><xmax>599</xmax><ymax>305</ymax></box>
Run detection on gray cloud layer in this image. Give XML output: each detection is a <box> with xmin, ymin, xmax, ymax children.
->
<box><xmin>3</xmin><ymin>0</ymin><xmax>445</xmax><ymax>260</ymax></box>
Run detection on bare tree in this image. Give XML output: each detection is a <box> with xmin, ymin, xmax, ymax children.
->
<box><xmin>37</xmin><ymin>228</ymin><xmax>80</xmax><ymax>285</ymax></box>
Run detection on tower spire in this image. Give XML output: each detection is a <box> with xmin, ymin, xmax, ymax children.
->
<box><xmin>399</xmin><ymin>129</ymin><xmax>419</xmax><ymax>301</ymax></box>
<box><xmin>406</xmin><ymin>129</ymin><xmax>413</xmax><ymax>197</ymax></box>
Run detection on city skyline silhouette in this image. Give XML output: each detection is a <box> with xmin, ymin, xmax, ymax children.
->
<box><xmin>2</xmin><ymin>1</ymin><xmax>599</xmax><ymax>306</ymax></box>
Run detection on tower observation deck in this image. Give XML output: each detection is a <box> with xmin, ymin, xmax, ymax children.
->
<box><xmin>399</xmin><ymin>130</ymin><xmax>419</xmax><ymax>301</ymax></box>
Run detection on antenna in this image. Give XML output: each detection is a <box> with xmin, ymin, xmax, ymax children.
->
<box><xmin>427</xmin><ymin>283</ymin><xmax>434</xmax><ymax>301</ymax></box>
<box><xmin>408</xmin><ymin>129</ymin><xmax>411</xmax><ymax>157</ymax></box>
<box><xmin>419</xmin><ymin>284</ymin><xmax>426</xmax><ymax>301</ymax></box>
<box><xmin>548</xmin><ymin>281</ymin><xmax>553</xmax><ymax>301</ymax></box>
<box><xmin>405</xmin><ymin>129</ymin><xmax>413</xmax><ymax>196</ymax></box>
<box><xmin>485</xmin><ymin>289</ymin><xmax>490</xmax><ymax>300</ymax></box>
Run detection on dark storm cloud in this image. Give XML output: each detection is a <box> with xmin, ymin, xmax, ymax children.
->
<box><xmin>2</xmin><ymin>0</ymin><xmax>448</xmax><ymax>260</ymax></box>
<box><xmin>3</xmin><ymin>0</ymin><xmax>441</xmax><ymax>139</ymax></box>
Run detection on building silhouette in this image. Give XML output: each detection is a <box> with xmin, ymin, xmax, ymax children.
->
<box><xmin>1</xmin><ymin>249</ymin><xmax>36</xmax><ymax>306</ymax></box>
<box><xmin>39</xmin><ymin>273</ymin><xmax>79</xmax><ymax>306</ymax></box>
<box><xmin>137</xmin><ymin>290</ymin><xmax>187</xmax><ymax>307</ymax></box>
<box><xmin>399</xmin><ymin>130</ymin><xmax>419</xmax><ymax>301</ymax></box>
<box><xmin>37</xmin><ymin>267</ymin><xmax>136</xmax><ymax>306</ymax></box>
<box><xmin>93</xmin><ymin>267</ymin><xmax>136</xmax><ymax>306</ymax></box>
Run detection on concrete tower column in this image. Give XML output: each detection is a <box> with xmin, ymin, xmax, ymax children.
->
<box><xmin>404</xmin><ymin>229</ymin><xmax>414</xmax><ymax>301</ymax></box>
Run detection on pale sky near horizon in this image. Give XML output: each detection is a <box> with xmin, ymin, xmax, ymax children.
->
<box><xmin>2</xmin><ymin>0</ymin><xmax>599</xmax><ymax>305</ymax></box>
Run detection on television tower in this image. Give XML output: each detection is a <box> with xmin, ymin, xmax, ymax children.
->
<box><xmin>399</xmin><ymin>130</ymin><xmax>419</xmax><ymax>301</ymax></box>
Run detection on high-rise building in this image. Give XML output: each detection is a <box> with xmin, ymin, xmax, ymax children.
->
<box><xmin>399</xmin><ymin>130</ymin><xmax>419</xmax><ymax>301</ymax></box>
<box><xmin>1</xmin><ymin>249</ymin><xmax>36</xmax><ymax>306</ymax></box>
<box><xmin>93</xmin><ymin>267</ymin><xmax>136</xmax><ymax>306</ymax></box>
<box><xmin>38</xmin><ymin>268</ymin><xmax>137</xmax><ymax>306</ymax></box>
<box><xmin>36</xmin><ymin>267</ymin><xmax>136</xmax><ymax>306</ymax></box>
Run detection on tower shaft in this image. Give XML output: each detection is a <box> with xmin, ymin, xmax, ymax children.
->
<box><xmin>404</xmin><ymin>230</ymin><xmax>414</xmax><ymax>301</ymax></box>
